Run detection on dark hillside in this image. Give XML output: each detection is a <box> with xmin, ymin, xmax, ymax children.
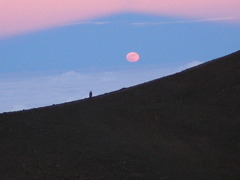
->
<box><xmin>0</xmin><ymin>51</ymin><xmax>240</xmax><ymax>179</ymax></box>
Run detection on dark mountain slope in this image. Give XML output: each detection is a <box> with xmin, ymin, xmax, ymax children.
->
<box><xmin>0</xmin><ymin>51</ymin><xmax>240</xmax><ymax>179</ymax></box>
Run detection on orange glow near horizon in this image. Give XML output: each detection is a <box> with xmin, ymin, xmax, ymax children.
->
<box><xmin>1</xmin><ymin>0</ymin><xmax>240</xmax><ymax>38</ymax></box>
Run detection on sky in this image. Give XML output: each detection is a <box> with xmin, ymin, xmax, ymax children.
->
<box><xmin>0</xmin><ymin>0</ymin><xmax>240</xmax><ymax>112</ymax></box>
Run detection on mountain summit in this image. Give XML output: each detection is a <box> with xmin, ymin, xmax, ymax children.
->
<box><xmin>1</xmin><ymin>51</ymin><xmax>240</xmax><ymax>179</ymax></box>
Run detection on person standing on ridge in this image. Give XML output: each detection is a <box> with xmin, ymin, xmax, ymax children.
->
<box><xmin>89</xmin><ymin>91</ymin><xmax>93</xmax><ymax>98</ymax></box>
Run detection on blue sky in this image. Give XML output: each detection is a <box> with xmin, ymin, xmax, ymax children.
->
<box><xmin>0</xmin><ymin>13</ymin><xmax>240</xmax><ymax>112</ymax></box>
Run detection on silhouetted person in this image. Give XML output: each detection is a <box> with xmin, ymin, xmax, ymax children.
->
<box><xmin>89</xmin><ymin>91</ymin><xmax>93</xmax><ymax>98</ymax></box>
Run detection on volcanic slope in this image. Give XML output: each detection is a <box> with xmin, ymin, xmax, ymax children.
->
<box><xmin>1</xmin><ymin>51</ymin><xmax>240</xmax><ymax>180</ymax></box>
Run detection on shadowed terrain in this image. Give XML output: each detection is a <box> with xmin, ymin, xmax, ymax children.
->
<box><xmin>0</xmin><ymin>51</ymin><xmax>240</xmax><ymax>179</ymax></box>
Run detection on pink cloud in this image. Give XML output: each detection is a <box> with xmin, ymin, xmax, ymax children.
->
<box><xmin>1</xmin><ymin>0</ymin><xmax>239</xmax><ymax>38</ymax></box>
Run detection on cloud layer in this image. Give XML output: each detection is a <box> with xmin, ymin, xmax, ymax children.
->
<box><xmin>131</xmin><ymin>17</ymin><xmax>239</xmax><ymax>26</ymax></box>
<box><xmin>0</xmin><ymin>61</ymin><xmax>202</xmax><ymax>113</ymax></box>
<box><xmin>1</xmin><ymin>0</ymin><xmax>240</xmax><ymax>37</ymax></box>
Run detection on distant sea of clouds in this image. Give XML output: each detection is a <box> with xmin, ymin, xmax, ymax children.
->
<box><xmin>0</xmin><ymin>61</ymin><xmax>201</xmax><ymax>113</ymax></box>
